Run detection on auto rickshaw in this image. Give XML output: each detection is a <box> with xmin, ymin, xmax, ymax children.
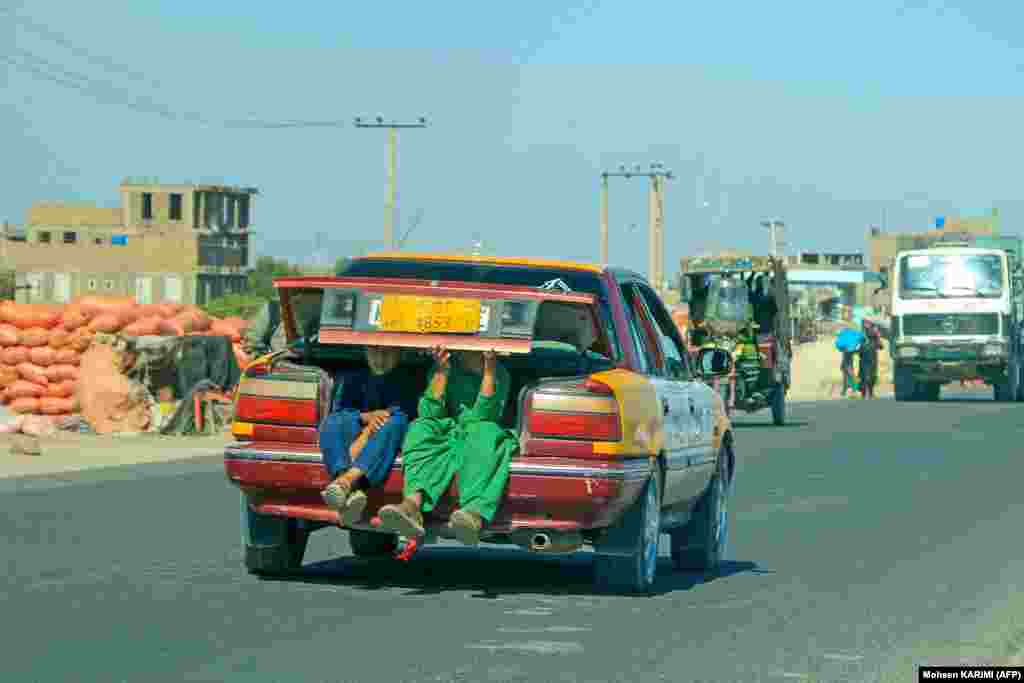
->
<box><xmin>679</xmin><ymin>254</ymin><xmax>793</xmax><ymax>425</ymax></box>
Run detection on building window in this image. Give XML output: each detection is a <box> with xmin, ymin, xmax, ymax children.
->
<box><xmin>63</xmin><ymin>231</ymin><xmax>77</xmax><ymax>244</ymax></box>
<box><xmin>38</xmin><ymin>231</ymin><xmax>52</xmax><ymax>244</ymax></box>
<box><xmin>87</xmin><ymin>278</ymin><xmax>98</xmax><ymax>291</ymax></box>
<box><xmin>238</xmin><ymin>195</ymin><xmax>250</xmax><ymax>228</ymax></box>
<box><xmin>94</xmin><ymin>236</ymin><xmax>105</xmax><ymax>245</ymax></box>
<box><xmin>142</xmin><ymin>193</ymin><xmax>153</xmax><ymax>220</ymax></box>
<box><xmin>104</xmin><ymin>279</ymin><xmax>115</xmax><ymax>290</ymax></box>
<box><xmin>169</xmin><ymin>193</ymin><xmax>183</xmax><ymax>221</ymax></box>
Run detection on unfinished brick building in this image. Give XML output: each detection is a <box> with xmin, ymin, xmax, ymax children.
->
<box><xmin>4</xmin><ymin>179</ymin><xmax>257</xmax><ymax>306</ymax></box>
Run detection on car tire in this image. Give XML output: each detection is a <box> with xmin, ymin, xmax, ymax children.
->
<box><xmin>671</xmin><ymin>452</ymin><xmax>729</xmax><ymax>573</ymax></box>
<box><xmin>771</xmin><ymin>385</ymin><xmax>786</xmax><ymax>426</ymax></box>
<box><xmin>349</xmin><ymin>529</ymin><xmax>399</xmax><ymax>557</ymax></box>
<box><xmin>593</xmin><ymin>468</ymin><xmax>662</xmax><ymax>595</ymax></box>
<box><xmin>241</xmin><ymin>493</ymin><xmax>309</xmax><ymax>576</ymax></box>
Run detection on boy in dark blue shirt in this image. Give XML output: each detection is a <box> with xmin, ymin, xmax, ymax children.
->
<box><xmin>320</xmin><ymin>347</ymin><xmax>423</xmax><ymax>526</ymax></box>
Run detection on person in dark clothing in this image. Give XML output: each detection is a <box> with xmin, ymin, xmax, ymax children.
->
<box><xmin>748</xmin><ymin>274</ymin><xmax>779</xmax><ymax>336</ymax></box>
<box><xmin>840</xmin><ymin>350</ymin><xmax>856</xmax><ymax>397</ymax></box>
<box><xmin>858</xmin><ymin>321</ymin><xmax>885</xmax><ymax>399</ymax></box>
<box><xmin>319</xmin><ymin>347</ymin><xmax>424</xmax><ymax>526</ymax></box>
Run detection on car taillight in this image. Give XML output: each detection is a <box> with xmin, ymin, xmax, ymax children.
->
<box><xmin>525</xmin><ymin>379</ymin><xmax>622</xmax><ymax>442</ymax></box>
<box><xmin>235</xmin><ymin>395</ymin><xmax>318</xmax><ymax>426</ymax></box>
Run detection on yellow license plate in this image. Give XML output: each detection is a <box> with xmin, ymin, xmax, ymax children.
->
<box><xmin>379</xmin><ymin>295</ymin><xmax>481</xmax><ymax>334</ymax></box>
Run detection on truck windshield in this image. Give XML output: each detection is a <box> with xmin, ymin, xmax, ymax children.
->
<box><xmin>898</xmin><ymin>253</ymin><xmax>1004</xmax><ymax>299</ymax></box>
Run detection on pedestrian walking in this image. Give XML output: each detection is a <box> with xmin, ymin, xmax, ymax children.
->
<box><xmin>858</xmin><ymin>321</ymin><xmax>885</xmax><ymax>399</ymax></box>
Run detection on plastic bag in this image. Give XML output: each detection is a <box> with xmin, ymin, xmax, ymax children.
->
<box><xmin>67</xmin><ymin>329</ymin><xmax>94</xmax><ymax>353</ymax></box>
<box><xmin>88</xmin><ymin>314</ymin><xmax>123</xmax><ymax>334</ymax></box>
<box><xmin>0</xmin><ymin>324</ymin><xmax>19</xmax><ymax>346</ymax></box>
<box><xmin>0</xmin><ymin>364</ymin><xmax>18</xmax><ymax>386</ymax></box>
<box><xmin>6</xmin><ymin>380</ymin><xmax>45</xmax><ymax>399</ymax></box>
<box><xmin>54</xmin><ymin>349</ymin><xmax>81</xmax><ymax>367</ymax></box>
<box><xmin>47</xmin><ymin>329</ymin><xmax>70</xmax><ymax>349</ymax></box>
<box><xmin>209</xmin><ymin>320</ymin><xmax>242</xmax><ymax>342</ymax></box>
<box><xmin>19</xmin><ymin>327</ymin><xmax>50</xmax><ymax>348</ymax></box>
<box><xmin>29</xmin><ymin>346</ymin><xmax>57</xmax><ymax>367</ymax></box>
<box><xmin>44</xmin><ymin>364</ymin><xmax>79</xmax><ymax>382</ymax></box>
<box><xmin>17</xmin><ymin>362</ymin><xmax>49</xmax><ymax>385</ymax></box>
<box><xmin>40</xmin><ymin>396</ymin><xmax>75</xmax><ymax>415</ymax></box>
<box><xmin>73</xmin><ymin>295</ymin><xmax>137</xmax><ymax>318</ymax></box>
<box><xmin>10</xmin><ymin>397</ymin><xmax>40</xmax><ymax>414</ymax></box>
<box><xmin>0</xmin><ymin>302</ymin><xmax>61</xmax><ymax>330</ymax></box>
<box><xmin>44</xmin><ymin>380</ymin><xmax>75</xmax><ymax>398</ymax></box>
<box><xmin>61</xmin><ymin>306</ymin><xmax>90</xmax><ymax>332</ymax></box>
<box><xmin>122</xmin><ymin>316</ymin><xmax>163</xmax><ymax>337</ymax></box>
<box><xmin>21</xmin><ymin>414</ymin><xmax>57</xmax><ymax>436</ymax></box>
<box><xmin>1</xmin><ymin>346</ymin><xmax>30</xmax><ymax>366</ymax></box>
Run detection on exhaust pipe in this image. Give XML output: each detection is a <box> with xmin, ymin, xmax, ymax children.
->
<box><xmin>520</xmin><ymin>531</ymin><xmax>584</xmax><ymax>554</ymax></box>
<box><xmin>530</xmin><ymin>533</ymin><xmax>551</xmax><ymax>551</ymax></box>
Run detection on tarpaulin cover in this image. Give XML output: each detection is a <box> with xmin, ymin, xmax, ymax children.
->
<box><xmin>835</xmin><ymin>328</ymin><xmax>865</xmax><ymax>353</ymax></box>
<box><xmin>174</xmin><ymin>335</ymin><xmax>241</xmax><ymax>398</ymax></box>
<box><xmin>76</xmin><ymin>341</ymin><xmax>155</xmax><ymax>435</ymax></box>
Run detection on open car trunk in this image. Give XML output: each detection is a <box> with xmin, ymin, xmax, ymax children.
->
<box><xmin>268</xmin><ymin>275</ymin><xmax>617</xmax><ymax>430</ymax></box>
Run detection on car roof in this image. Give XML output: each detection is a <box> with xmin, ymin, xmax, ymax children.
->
<box><xmin>358</xmin><ymin>251</ymin><xmax>606</xmax><ymax>274</ymax></box>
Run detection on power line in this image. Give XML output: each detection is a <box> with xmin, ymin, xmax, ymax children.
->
<box><xmin>2</xmin><ymin>6</ymin><xmax>160</xmax><ymax>87</ymax></box>
<box><xmin>2</xmin><ymin>14</ymin><xmax>348</xmax><ymax>128</ymax></box>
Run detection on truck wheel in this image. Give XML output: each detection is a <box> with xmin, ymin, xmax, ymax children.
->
<box><xmin>241</xmin><ymin>494</ymin><xmax>309</xmax><ymax>576</ymax></box>
<box><xmin>994</xmin><ymin>378</ymin><xmax>1014</xmax><ymax>402</ymax></box>
<box><xmin>894</xmin><ymin>366</ymin><xmax>915</xmax><ymax>401</ymax></box>
<box><xmin>1010</xmin><ymin>360</ymin><xmax>1022</xmax><ymax>402</ymax></box>
<box><xmin>671</xmin><ymin>451</ymin><xmax>730</xmax><ymax>573</ymax></box>
<box><xmin>593</xmin><ymin>469</ymin><xmax>662</xmax><ymax>594</ymax></box>
<box><xmin>771</xmin><ymin>385</ymin><xmax>786</xmax><ymax>426</ymax></box>
<box><xmin>349</xmin><ymin>530</ymin><xmax>399</xmax><ymax>557</ymax></box>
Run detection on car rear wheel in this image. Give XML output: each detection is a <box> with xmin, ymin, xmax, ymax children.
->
<box><xmin>671</xmin><ymin>452</ymin><xmax>729</xmax><ymax>573</ymax></box>
<box><xmin>349</xmin><ymin>529</ymin><xmax>399</xmax><ymax>557</ymax></box>
<box><xmin>242</xmin><ymin>495</ymin><xmax>310</xmax><ymax>576</ymax></box>
<box><xmin>593</xmin><ymin>469</ymin><xmax>662</xmax><ymax>594</ymax></box>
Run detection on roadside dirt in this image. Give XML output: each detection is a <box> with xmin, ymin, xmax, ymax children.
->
<box><xmin>788</xmin><ymin>337</ymin><xmax>894</xmax><ymax>401</ymax></box>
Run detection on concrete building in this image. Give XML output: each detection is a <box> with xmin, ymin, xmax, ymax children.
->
<box><xmin>782</xmin><ymin>251</ymin><xmax>880</xmax><ymax>320</ymax></box>
<box><xmin>866</xmin><ymin>211</ymin><xmax>999</xmax><ymax>275</ymax></box>
<box><xmin>3</xmin><ymin>179</ymin><xmax>257</xmax><ymax>306</ymax></box>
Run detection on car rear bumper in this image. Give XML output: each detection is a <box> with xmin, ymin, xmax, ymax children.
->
<box><xmin>224</xmin><ymin>442</ymin><xmax>651</xmax><ymax>534</ymax></box>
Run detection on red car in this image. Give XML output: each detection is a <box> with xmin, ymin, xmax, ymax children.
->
<box><xmin>225</xmin><ymin>253</ymin><xmax>736</xmax><ymax>593</ymax></box>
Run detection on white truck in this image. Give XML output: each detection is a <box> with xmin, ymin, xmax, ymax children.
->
<box><xmin>888</xmin><ymin>243</ymin><xmax>1023</xmax><ymax>401</ymax></box>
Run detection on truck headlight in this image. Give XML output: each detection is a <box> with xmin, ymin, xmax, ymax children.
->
<box><xmin>982</xmin><ymin>343</ymin><xmax>1007</xmax><ymax>357</ymax></box>
<box><xmin>898</xmin><ymin>346</ymin><xmax>920</xmax><ymax>358</ymax></box>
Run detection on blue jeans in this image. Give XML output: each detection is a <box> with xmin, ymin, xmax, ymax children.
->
<box><xmin>319</xmin><ymin>409</ymin><xmax>409</xmax><ymax>486</ymax></box>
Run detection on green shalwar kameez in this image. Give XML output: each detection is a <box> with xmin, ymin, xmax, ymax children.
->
<box><xmin>400</xmin><ymin>356</ymin><xmax>519</xmax><ymax>522</ymax></box>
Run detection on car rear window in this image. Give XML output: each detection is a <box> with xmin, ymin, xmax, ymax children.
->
<box><xmin>338</xmin><ymin>258</ymin><xmax>604</xmax><ymax>295</ymax></box>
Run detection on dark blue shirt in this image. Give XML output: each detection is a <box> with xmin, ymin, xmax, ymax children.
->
<box><xmin>333</xmin><ymin>365</ymin><xmax>421</xmax><ymax>419</ymax></box>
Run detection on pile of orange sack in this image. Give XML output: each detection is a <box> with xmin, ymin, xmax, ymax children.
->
<box><xmin>0</xmin><ymin>296</ymin><xmax>251</xmax><ymax>423</ymax></box>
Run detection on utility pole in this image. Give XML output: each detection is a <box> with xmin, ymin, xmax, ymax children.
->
<box><xmin>760</xmin><ymin>219</ymin><xmax>785</xmax><ymax>258</ymax></box>
<box><xmin>599</xmin><ymin>163</ymin><xmax>673</xmax><ymax>286</ymax></box>
<box><xmin>354</xmin><ymin>116</ymin><xmax>428</xmax><ymax>250</ymax></box>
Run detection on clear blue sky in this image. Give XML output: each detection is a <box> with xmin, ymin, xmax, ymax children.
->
<box><xmin>3</xmin><ymin>0</ymin><xmax>1024</xmax><ymax>276</ymax></box>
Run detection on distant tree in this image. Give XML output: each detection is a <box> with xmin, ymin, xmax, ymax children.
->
<box><xmin>248</xmin><ymin>256</ymin><xmax>301</xmax><ymax>299</ymax></box>
<box><xmin>334</xmin><ymin>256</ymin><xmax>352</xmax><ymax>275</ymax></box>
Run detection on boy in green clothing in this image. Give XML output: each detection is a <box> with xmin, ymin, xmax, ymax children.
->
<box><xmin>377</xmin><ymin>346</ymin><xmax>518</xmax><ymax>546</ymax></box>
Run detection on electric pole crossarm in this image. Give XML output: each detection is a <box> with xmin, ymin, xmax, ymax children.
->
<box><xmin>354</xmin><ymin>116</ymin><xmax>429</xmax><ymax>251</ymax></box>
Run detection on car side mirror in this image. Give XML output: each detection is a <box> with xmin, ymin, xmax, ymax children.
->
<box><xmin>696</xmin><ymin>347</ymin><xmax>732</xmax><ymax>377</ymax></box>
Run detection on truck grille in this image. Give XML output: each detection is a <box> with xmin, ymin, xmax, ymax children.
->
<box><xmin>901</xmin><ymin>313</ymin><xmax>999</xmax><ymax>336</ymax></box>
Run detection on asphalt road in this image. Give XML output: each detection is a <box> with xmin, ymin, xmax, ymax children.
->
<box><xmin>4</xmin><ymin>390</ymin><xmax>1024</xmax><ymax>682</ymax></box>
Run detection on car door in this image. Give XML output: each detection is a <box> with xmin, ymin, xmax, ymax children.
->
<box><xmin>619</xmin><ymin>282</ymin><xmax>690</xmax><ymax>508</ymax></box>
<box><xmin>635</xmin><ymin>284</ymin><xmax>717</xmax><ymax>507</ymax></box>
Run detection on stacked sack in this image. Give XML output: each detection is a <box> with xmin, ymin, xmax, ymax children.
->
<box><xmin>0</xmin><ymin>296</ymin><xmax>251</xmax><ymax>420</ymax></box>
